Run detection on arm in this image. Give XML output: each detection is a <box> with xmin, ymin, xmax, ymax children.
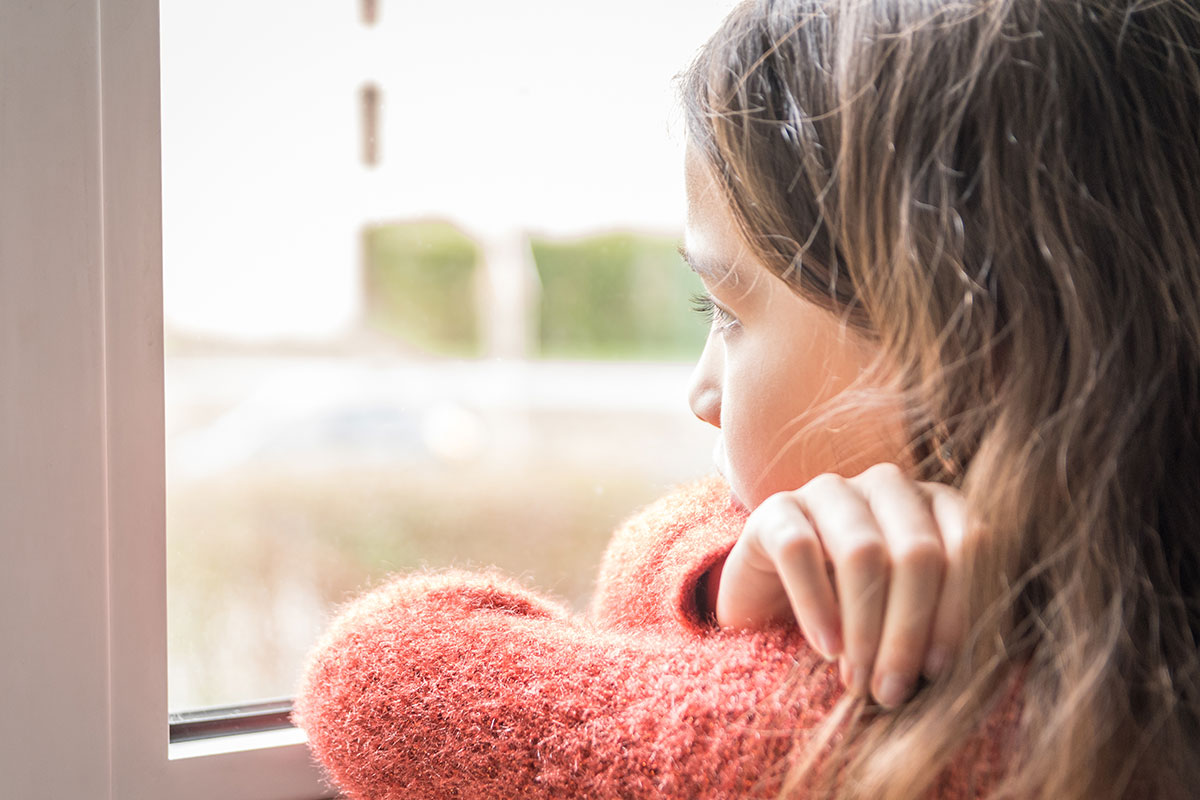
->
<box><xmin>293</xmin><ymin>478</ymin><xmax>1005</xmax><ymax>800</ymax></box>
<box><xmin>293</xmin><ymin>568</ymin><xmax>838</xmax><ymax>800</ymax></box>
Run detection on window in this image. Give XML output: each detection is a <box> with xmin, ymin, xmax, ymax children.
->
<box><xmin>4</xmin><ymin>0</ymin><xmax>329</xmax><ymax>795</ymax></box>
<box><xmin>2</xmin><ymin>0</ymin><xmax>737</xmax><ymax>797</ymax></box>
<box><xmin>161</xmin><ymin>0</ymin><xmax>738</xmax><ymax>720</ymax></box>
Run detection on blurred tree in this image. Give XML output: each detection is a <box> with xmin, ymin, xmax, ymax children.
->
<box><xmin>363</xmin><ymin>221</ymin><xmax>481</xmax><ymax>356</ymax></box>
<box><xmin>533</xmin><ymin>232</ymin><xmax>707</xmax><ymax>360</ymax></box>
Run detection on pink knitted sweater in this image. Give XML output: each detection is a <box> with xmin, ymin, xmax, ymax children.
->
<box><xmin>293</xmin><ymin>477</ymin><xmax>1018</xmax><ymax>799</ymax></box>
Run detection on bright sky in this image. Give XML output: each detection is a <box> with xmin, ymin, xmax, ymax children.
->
<box><xmin>160</xmin><ymin>0</ymin><xmax>740</xmax><ymax>339</ymax></box>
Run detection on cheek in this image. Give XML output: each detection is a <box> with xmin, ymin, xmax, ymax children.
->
<box><xmin>719</xmin><ymin>345</ymin><xmax>818</xmax><ymax>507</ymax></box>
<box><xmin>723</xmin><ymin>336</ymin><xmax>887</xmax><ymax>507</ymax></box>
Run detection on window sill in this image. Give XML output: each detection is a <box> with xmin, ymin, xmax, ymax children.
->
<box><xmin>169</xmin><ymin>725</ymin><xmax>308</xmax><ymax>761</ymax></box>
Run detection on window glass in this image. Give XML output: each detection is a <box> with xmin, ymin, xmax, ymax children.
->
<box><xmin>162</xmin><ymin>0</ymin><xmax>737</xmax><ymax>710</ymax></box>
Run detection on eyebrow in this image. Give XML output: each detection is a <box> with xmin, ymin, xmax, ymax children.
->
<box><xmin>676</xmin><ymin>245</ymin><xmax>724</xmax><ymax>280</ymax></box>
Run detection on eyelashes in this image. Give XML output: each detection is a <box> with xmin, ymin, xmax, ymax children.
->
<box><xmin>690</xmin><ymin>292</ymin><xmax>715</xmax><ymax>319</ymax></box>
<box><xmin>690</xmin><ymin>292</ymin><xmax>739</xmax><ymax>332</ymax></box>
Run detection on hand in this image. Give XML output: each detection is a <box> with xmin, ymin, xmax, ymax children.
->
<box><xmin>714</xmin><ymin>462</ymin><xmax>965</xmax><ymax>708</ymax></box>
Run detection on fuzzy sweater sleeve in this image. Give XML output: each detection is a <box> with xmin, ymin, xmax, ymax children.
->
<box><xmin>292</xmin><ymin>477</ymin><xmax>1013</xmax><ymax>800</ymax></box>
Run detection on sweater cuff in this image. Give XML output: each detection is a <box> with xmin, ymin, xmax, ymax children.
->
<box><xmin>676</xmin><ymin>546</ymin><xmax>733</xmax><ymax>634</ymax></box>
<box><xmin>590</xmin><ymin>476</ymin><xmax>747</xmax><ymax>635</ymax></box>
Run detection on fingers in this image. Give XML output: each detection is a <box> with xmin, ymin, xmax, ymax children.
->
<box><xmin>714</xmin><ymin>525</ymin><xmax>794</xmax><ymax>631</ymax></box>
<box><xmin>792</xmin><ymin>473</ymin><xmax>890</xmax><ymax>697</ymax></box>
<box><xmin>716</xmin><ymin>494</ymin><xmax>842</xmax><ymax>659</ymax></box>
<box><xmin>754</xmin><ymin>493</ymin><xmax>843</xmax><ymax>658</ymax></box>
<box><xmin>857</xmin><ymin>464</ymin><xmax>945</xmax><ymax>707</ymax></box>
<box><xmin>716</xmin><ymin>464</ymin><xmax>966</xmax><ymax>710</ymax></box>
<box><xmin>920</xmin><ymin>482</ymin><xmax>967</xmax><ymax>678</ymax></box>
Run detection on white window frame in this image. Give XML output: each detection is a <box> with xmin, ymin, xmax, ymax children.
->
<box><xmin>1</xmin><ymin>1</ymin><xmax>330</xmax><ymax>796</ymax></box>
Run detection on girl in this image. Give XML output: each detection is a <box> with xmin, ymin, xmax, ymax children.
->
<box><xmin>295</xmin><ymin>1</ymin><xmax>1200</xmax><ymax>798</ymax></box>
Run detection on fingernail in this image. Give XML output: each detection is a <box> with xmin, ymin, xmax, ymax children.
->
<box><xmin>924</xmin><ymin>646</ymin><xmax>949</xmax><ymax>678</ymax></box>
<box><xmin>839</xmin><ymin>659</ymin><xmax>866</xmax><ymax>695</ymax></box>
<box><xmin>876</xmin><ymin>673</ymin><xmax>910</xmax><ymax>708</ymax></box>
<box><xmin>814</xmin><ymin>630</ymin><xmax>839</xmax><ymax>661</ymax></box>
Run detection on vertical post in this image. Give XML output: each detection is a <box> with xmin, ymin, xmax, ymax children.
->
<box><xmin>477</xmin><ymin>228</ymin><xmax>541</xmax><ymax>360</ymax></box>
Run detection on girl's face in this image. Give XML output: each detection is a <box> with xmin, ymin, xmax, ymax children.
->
<box><xmin>683</xmin><ymin>147</ymin><xmax>909</xmax><ymax>509</ymax></box>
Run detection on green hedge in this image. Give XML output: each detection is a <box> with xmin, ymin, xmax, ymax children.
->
<box><xmin>532</xmin><ymin>232</ymin><xmax>707</xmax><ymax>360</ymax></box>
<box><xmin>363</xmin><ymin>223</ymin><xmax>708</xmax><ymax>360</ymax></box>
<box><xmin>363</xmin><ymin>221</ymin><xmax>481</xmax><ymax>356</ymax></box>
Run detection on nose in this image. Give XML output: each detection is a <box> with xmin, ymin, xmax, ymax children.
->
<box><xmin>688</xmin><ymin>335</ymin><xmax>722</xmax><ymax>428</ymax></box>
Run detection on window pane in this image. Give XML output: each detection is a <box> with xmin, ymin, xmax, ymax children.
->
<box><xmin>162</xmin><ymin>0</ymin><xmax>737</xmax><ymax>711</ymax></box>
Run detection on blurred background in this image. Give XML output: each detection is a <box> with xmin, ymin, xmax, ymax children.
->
<box><xmin>162</xmin><ymin>0</ymin><xmax>739</xmax><ymax>711</ymax></box>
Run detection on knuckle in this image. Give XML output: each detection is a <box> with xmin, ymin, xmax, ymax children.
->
<box><xmin>925</xmin><ymin>482</ymin><xmax>968</xmax><ymax>516</ymax></box>
<box><xmin>894</xmin><ymin>537</ymin><xmax>945</xmax><ymax>573</ymax></box>
<box><xmin>744</xmin><ymin>494</ymin><xmax>785</xmax><ymax>530</ymax></box>
<box><xmin>754</xmin><ymin>494</ymin><xmax>801</xmax><ymax>534</ymax></box>
<box><xmin>758</xmin><ymin>491</ymin><xmax>794</xmax><ymax>517</ymax></box>
<box><xmin>841</xmin><ymin>535</ymin><xmax>889</xmax><ymax>573</ymax></box>
<box><xmin>874</xmin><ymin>648</ymin><xmax>923</xmax><ymax>680</ymax></box>
<box><xmin>802</xmin><ymin>472</ymin><xmax>845</xmax><ymax>495</ymax></box>
<box><xmin>861</xmin><ymin>461</ymin><xmax>904</xmax><ymax>482</ymax></box>
<box><xmin>775</xmin><ymin>529</ymin><xmax>823</xmax><ymax>563</ymax></box>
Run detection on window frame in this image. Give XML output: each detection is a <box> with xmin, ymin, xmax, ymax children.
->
<box><xmin>1</xmin><ymin>0</ymin><xmax>331</xmax><ymax>796</ymax></box>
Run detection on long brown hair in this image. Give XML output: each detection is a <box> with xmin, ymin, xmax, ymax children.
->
<box><xmin>681</xmin><ymin>1</ymin><xmax>1200</xmax><ymax>797</ymax></box>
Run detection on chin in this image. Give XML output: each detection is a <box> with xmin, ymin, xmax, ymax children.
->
<box><xmin>722</xmin><ymin>473</ymin><xmax>750</xmax><ymax>512</ymax></box>
<box><xmin>711</xmin><ymin>442</ymin><xmax>749</xmax><ymax>511</ymax></box>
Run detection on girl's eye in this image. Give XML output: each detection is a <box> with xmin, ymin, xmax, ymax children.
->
<box><xmin>690</xmin><ymin>292</ymin><xmax>739</xmax><ymax>333</ymax></box>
